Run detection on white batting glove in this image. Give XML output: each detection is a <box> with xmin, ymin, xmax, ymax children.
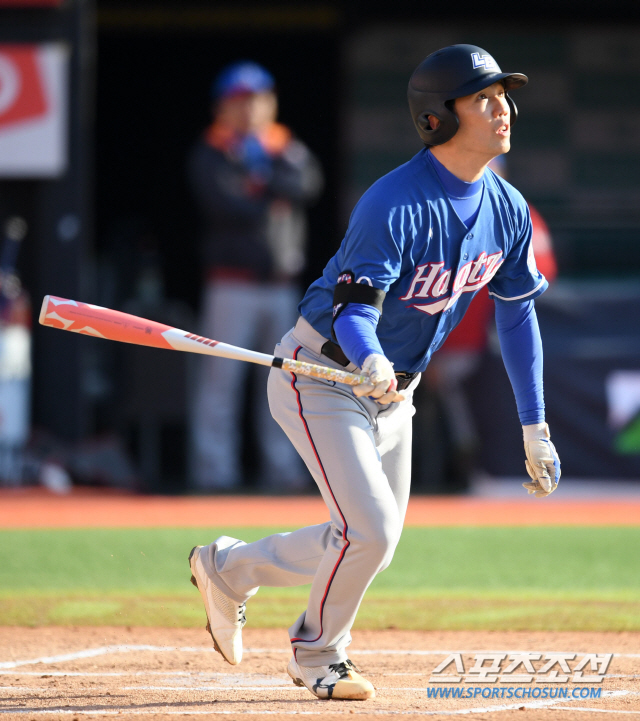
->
<box><xmin>353</xmin><ymin>353</ymin><xmax>405</xmax><ymax>405</ymax></box>
<box><xmin>522</xmin><ymin>422</ymin><xmax>561</xmax><ymax>497</ymax></box>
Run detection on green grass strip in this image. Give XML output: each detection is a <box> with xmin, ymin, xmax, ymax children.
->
<box><xmin>0</xmin><ymin>592</ymin><xmax>637</xmax><ymax>631</ymax></box>
<box><xmin>1</xmin><ymin>526</ymin><xmax>638</xmax><ymax>630</ymax></box>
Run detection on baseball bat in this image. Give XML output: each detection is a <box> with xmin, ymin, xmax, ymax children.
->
<box><xmin>38</xmin><ymin>295</ymin><xmax>369</xmax><ymax>386</ymax></box>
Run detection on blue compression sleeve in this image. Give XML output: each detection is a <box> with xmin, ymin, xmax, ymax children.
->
<box><xmin>333</xmin><ymin>303</ymin><xmax>383</xmax><ymax>368</ymax></box>
<box><xmin>495</xmin><ymin>300</ymin><xmax>545</xmax><ymax>425</ymax></box>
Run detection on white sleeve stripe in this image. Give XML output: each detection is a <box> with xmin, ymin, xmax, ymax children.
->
<box><xmin>488</xmin><ymin>277</ymin><xmax>547</xmax><ymax>302</ymax></box>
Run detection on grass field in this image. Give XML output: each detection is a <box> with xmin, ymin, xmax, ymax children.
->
<box><xmin>1</xmin><ymin>526</ymin><xmax>639</xmax><ymax>631</ymax></box>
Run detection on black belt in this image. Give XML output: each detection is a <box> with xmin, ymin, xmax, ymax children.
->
<box><xmin>394</xmin><ymin>371</ymin><xmax>419</xmax><ymax>391</ymax></box>
<box><xmin>320</xmin><ymin>340</ymin><xmax>418</xmax><ymax>391</ymax></box>
<box><xmin>321</xmin><ymin>340</ymin><xmax>350</xmax><ymax>367</ymax></box>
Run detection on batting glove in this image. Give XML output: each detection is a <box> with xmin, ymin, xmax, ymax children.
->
<box><xmin>353</xmin><ymin>353</ymin><xmax>405</xmax><ymax>405</ymax></box>
<box><xmin>522</xmin><ymin>422</ymin><xmax>561</xmax><ymax>497</ymax></box>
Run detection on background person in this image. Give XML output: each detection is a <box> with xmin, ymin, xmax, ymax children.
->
<box><xmin>188</xmin><ymin>61</ymin><xmax>323</xmax><ymax>493</ymax></box>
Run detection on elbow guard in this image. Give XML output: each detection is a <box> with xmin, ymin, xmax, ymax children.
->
<box><xmin>331</xmin><ymin>271</ymin><xmax>386</xmax><ymax>341</ymax></box>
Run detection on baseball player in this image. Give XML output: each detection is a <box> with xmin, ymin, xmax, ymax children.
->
<box><xmin>189</xmin><ymin>44</ymin><xmax>561</xmax><ymax>701</ymax></box>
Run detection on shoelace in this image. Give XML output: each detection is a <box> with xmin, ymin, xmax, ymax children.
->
<box><xmin>238</xmin><ymin>603</ymin><xmax>246</xmax><ymax>626</ymax></box>
<box><xmin>327</xmin><ymin>659</ymin><xmax>360</xmax><ymax>678</ymax></box>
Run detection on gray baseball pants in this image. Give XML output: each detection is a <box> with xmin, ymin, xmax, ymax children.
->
<box><xmin>197</xmin><ymin>317</ymin><xmax>418</xmax><ymax>666</ymax></box>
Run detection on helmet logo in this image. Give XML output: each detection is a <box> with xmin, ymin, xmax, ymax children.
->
<box><xmin>471</xmin><ymin>52</ymin><xmax>498</xmax><ymax>70</ymax></box>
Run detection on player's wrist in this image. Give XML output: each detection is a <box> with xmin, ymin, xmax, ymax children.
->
<box><xmin>361</xmin><ymin>352</ymin><xmax>386</xmax><ymax>365</ymax></box>
<box><xmin>361</xmin><ymin>353</ymin><xmax>393</xmax><ymax>381</ymax></box>
<box><xmin>522</xmin><ymin>422</ymin><xmax>549</xmax><ymax>442</ymax></box>
<box><xmin>354</xmin><ymin>353</ymin><xmax>404</xmax><ymax>403</ymax></box>
<box><xmin>356</xmin><ymin>346</ymin><xmax>382</xmax><ymax>369</ymax></box>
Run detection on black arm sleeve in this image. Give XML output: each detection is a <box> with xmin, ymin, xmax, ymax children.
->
<box><xmin>330</xmin><ymin>271</ymin><xmax>386</xmax><ymax>342</ymax></box>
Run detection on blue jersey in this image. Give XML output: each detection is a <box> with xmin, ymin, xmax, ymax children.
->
<box><xmin>299</xmin><ymin>148</ymin><xmax>547</xmax><ymax>373</ymax></box>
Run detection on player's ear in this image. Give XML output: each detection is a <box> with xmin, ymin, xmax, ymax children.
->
<box><xmin>427</xmin><ymin>115</ymin><xmax>440</xmax><ymax>130</ymax></box>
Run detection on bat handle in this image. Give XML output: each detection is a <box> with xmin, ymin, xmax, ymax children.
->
<box><xmin>275</xmin><ymin>357</ymin><xmax>369</xmax><ymax>386</ymax></box>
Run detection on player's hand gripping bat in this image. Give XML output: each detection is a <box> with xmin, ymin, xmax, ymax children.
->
<box><xmin>39</xmin><ymin>296</ymin><xmax>369</xmax><ymax>386</ymax></box>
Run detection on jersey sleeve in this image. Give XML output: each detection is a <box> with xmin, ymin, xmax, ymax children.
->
<box><xmin>495</xmin><ymin>300</ymin><xmax>545</xmax><ymax>425</ymax></box>
<box><xmin>488</xmin><ymin>201</ymin><xmax>548</xmax><ymax>304</ymax></box>
<box><xmin>337</xmin><ymin>187</ymin><xmax>405</xmax><ymax>291</ymax></box>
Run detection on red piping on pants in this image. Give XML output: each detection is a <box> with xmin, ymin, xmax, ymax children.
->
<box><xmin>288</xmin><ymin>345</ymin><xmax>350</xmax><ymax>654</ymax></box>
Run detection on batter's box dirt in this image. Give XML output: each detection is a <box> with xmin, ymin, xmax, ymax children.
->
<box><xmin>0</xmin><ymin>627</ymin><xmax>639</xmax><ymax>720</ymax></box>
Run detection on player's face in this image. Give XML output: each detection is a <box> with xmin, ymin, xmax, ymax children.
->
<box><xmin>216</xmin><ymin>91</ymin><xmax>278</xmax><ymax>135</ymax></box>
<box><xmin>452</xmin><ymin>82</ymin><xmax>511</xmax><ymax>159</ymax></box>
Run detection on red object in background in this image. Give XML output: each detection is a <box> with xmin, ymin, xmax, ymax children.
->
<box><xmin>528</xmin><ymin>203</ymin><xmax>557</xmax><ymax>281</ymax></box>
<box><xmin>0</xmin><ymin>45</ymin><xmax>48</xmax><ymax>130</ymax></box>
<box><xmin>442</xmin><ymin>202</ymin><xmax>558</xmax><ymax>352</ymax></box>
<box><xmin>443</xmin><ymin>286</ymin><xmax>495</xmax><ymax>351</ymax></box>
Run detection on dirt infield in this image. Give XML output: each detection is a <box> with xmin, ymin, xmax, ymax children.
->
<box><xmin>0</xmin><ymin>626</ymin><xmax>638</xmax><ymax>719</ymax></box>
<box><xmin>1</xmin><ymin>488</ymin><xmax>640</xmax><ymax>528</ymax></box>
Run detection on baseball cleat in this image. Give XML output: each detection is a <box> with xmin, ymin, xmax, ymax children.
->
<box><xmin>287</xmin><ymin>656</ymin><xmax>375</xmax><ymax>700</ymax></box>
<box><xmin>188</xmin><ymin>545</ymin><xmax>246</xmax><ymax>665</ymax></box>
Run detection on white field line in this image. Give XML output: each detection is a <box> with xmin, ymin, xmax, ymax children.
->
<box><xmin>6</xmin><ymin>670</ymin><xmax>640</xmax><ymax>679</ymax></box>
<box><xmin>269</xmin><ymin>649</ymin><xmax>640</xmax><ymax>660</ymax></box>
<box><xmin>387</xmin><ymin>673</ymin><xmax>640</xmax><ymax>680</ymax></box>
<box><xmin>553</xmin><ymin>707</ymin><xmax>640</xmax><ymax>715</ymax></box>
<box><xmin>0</xmin><ymin>645</ymin><xmax>180</xmax><ymax>669</ymax></box>
<box><xmin>5</xmin><ymin>671</ymin><xmax>640</xmax><ymax>680</ymax></box>
<box><xmin>4</xmin><ymin>712</ymin><xmax>319</xmax><ymax>716</ymax></box>
<box><xmin>121</xmin><ymin>685</ymin><xmax>563</xmax><ymax>693</ymax></box>
<box><xmin>0</xmin><ymin>670</ymin><xmax>282</xmax><ymax>677</ymax></box>
<box><xmin>2</xmin><ymin>645</ymin><xmax>638</xmax><ymax>717</ymax></box>
<box><xmin>434</xmin><ymin>690</ymin><xmax>634</xmax><ymax>715</ymax></box>
<box><xmin>353</xmin><ymin>650</ymin><xmax>640</xmax><ymax>659</ymax></box>
<box><xmin>117</xmin><ymin>684</ymin><xmax>635</xmax><ymax>695</ymax></box>
<box><xmin>3</xmin><ymin>646</ymin><xmax>640</xmax><ymax>670</ymax></box>
<box><xmin>0</xmin><ymin>687</ymin><xmax>636</xmax><ymax>717</ymax></box>
<box><xmin>0</xmin><ymin>671</ymin><xmax>301</xmax><ymax>677</ymax></box>
<box><xmin>0</xmin><ymin>711</ymin><xmax>326</xmax><ymax>716</ymax></box>
<box><xmin>122</xmin><ymin>685</ymin><xmax>299</xmax><ymax>692</ymax></box>
<box><xmin>0</xmin><ymin>692</ymin><xmax>637</xmax><ymax>716</ymax></box>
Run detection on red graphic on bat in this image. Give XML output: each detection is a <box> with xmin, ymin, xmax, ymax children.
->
<box><xmin>39</xmin><ymin>296</ymin><xmax>177</xmax><ymax>350</ymax></box>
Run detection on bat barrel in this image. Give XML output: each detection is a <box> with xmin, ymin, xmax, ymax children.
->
<box><xmin>39</xmin><ymin>295</ymin><xmax>177</xmax><ymax>349</ymax></box>
<box><xmin>38</xmin><ymin>295</ymin><xmax>278</xmax><ymax>362</ymax></box>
